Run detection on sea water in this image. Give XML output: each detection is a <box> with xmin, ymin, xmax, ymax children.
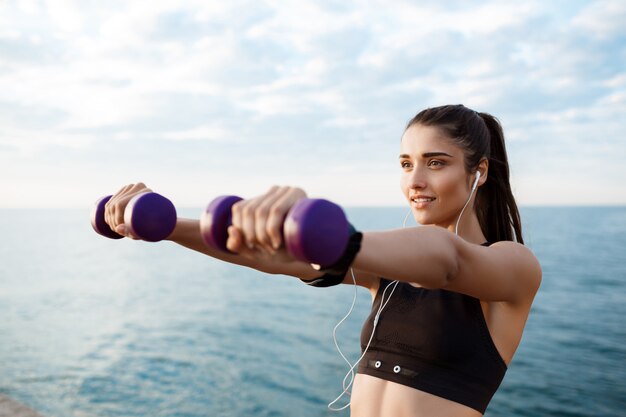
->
<box><xmin>0</xmin><ymin>207</ymin><xmax>624</xmax><ymax>417</ymax></box>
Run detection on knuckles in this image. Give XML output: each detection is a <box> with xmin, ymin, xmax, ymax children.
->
<box><xmin>231</xmin><ymin>185</ymin><xmax>306</xmax><ymax>242</ymax></box>
<box><xmin>254</xmin><ymin>205</ymin><xmax>270</xmax><ymax>219</ymax></box>
<box><xmin>233</xmin><ymin>185</ymin><xmax>305</xmax><ymax>217</ymax></box>
<box><xmin>268</xmin><ymin>205</ymin><xmax>283</xmax><ymax>218</ymax></box>
<box><xmin>231</xmin><ymin>200</ymin><xmax>244</xmax><ymax>215</ymax></box>
<box><xmin>104</xmin><ymin>181</ymin><xmax>149</xmax><ymax>216</ymax></box>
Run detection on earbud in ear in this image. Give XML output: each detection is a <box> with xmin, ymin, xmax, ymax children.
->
<box><xmin>472</xmin><ymin>171</ymin><xmax>481</xmax><ymax>191</ymax></box>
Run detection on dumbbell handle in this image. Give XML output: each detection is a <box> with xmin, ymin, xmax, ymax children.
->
<box><xmin>91</xmin><ymin>192</ymin><xmax>177</xmax><ymax>242</ymax></box>
<box><xmin>200</xmin><ymin>195</ymin><xmax>351</xmax><ymax>266</ymax></box>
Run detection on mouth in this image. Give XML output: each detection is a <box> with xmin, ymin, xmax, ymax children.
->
<box><xmin>410</xmin><ymin>196</ymin><xmax>436</xmax><ymax>207</ymax></box>
<box><xmin>410</xmin><ymin>195</ymin><xmax>436</xmax><ymax>203</ymax></box>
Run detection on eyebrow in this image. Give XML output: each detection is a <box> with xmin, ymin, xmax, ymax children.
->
<box><xmin>398</xmin><ymin>152</ymin><xmax>454</xmax><ymax>159</ymax></box>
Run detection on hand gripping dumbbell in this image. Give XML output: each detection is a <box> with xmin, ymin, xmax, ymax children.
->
<box><xmin>91</xmin><ymin>193</ymin><xmax>177</xmax><ymax>242</ymax></box>
<box><xmin>199</xmin><ymin>195</ymin><xmax>352</xmax><ymax>267</ymax></box>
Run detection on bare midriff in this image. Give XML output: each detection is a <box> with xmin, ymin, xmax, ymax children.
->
<box><xmin>349</xmin><ymin>374</ymin><xmax>484</xmax><ymax>417</ymax></box>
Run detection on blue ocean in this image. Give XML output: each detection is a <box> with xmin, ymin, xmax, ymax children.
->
<box><xmin>1</xmin><ymin>207</ymin><xmax>624</xmax><ymax>417</ymax></box>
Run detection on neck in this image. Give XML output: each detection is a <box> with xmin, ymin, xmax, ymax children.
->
<box><xmin>446</xmin><ymin>208</ymin><xmax>486</xmax><ymax>245</ymax></box>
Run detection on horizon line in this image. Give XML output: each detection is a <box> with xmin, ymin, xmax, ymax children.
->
<box><xmin>1</xmin><ymin>204</ymin><xmax>625</xmax><ymax>210</ymax></box>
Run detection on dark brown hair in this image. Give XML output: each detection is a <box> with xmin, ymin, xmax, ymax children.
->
<box><xmin>405</xmin><ymin>104</ymin><xmax>524</xmax><ymax>244</ymax></box>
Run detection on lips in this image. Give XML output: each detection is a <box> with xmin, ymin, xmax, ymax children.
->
<box><xmin>410</xmin><ymin>195</ymin><xmax>436</xmax><ymax>203</ymax></box>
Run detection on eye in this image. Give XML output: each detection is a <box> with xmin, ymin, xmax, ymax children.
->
<box><xmin>428</xmin><ymin>160</ymin><xmax>445</xmax><ymax>167</ymax></box>
<box><xmin>400</xmin><ymin>161</ymin><xmax>412</xmax><ymax>168</ymax></box>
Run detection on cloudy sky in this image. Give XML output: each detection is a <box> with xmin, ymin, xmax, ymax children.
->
<box><xmin>0</xmin><ymin>0</ymin><xmax>624</xmax><ymax>208</ymax></box>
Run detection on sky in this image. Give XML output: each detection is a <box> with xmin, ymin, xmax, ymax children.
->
<box><xmin>0</xmin><ymin>0</ymin><xmax>625</xmax><ymax>208</ymax></box>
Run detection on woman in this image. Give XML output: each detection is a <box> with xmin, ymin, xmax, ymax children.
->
<box><xmin>105</xmin><ymin>104</ymin><xmax>541</xmax><ymax>416</ymax></box>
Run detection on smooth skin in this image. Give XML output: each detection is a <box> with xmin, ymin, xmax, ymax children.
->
<box><xmin>104</xmin><ymin>124</ymin><xmax>541</xmax><ymax>417</ymax></box>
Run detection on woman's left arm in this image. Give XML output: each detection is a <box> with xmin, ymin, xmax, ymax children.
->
<box><xmin>353</xmin><ymin>225</ymin><xmax>542</xmax><ymax>303</ymax></box>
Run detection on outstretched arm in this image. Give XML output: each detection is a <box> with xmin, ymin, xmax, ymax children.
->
<box><xmin>168</xmin><ymin>185</ymin><xmax>539</xmax><ymax>299</ymax></box>
<box><xmin>102</xmin><ymin>183</ymin><xmax>326</xmax><ymax>280</ymax></box>
<box><xmin>103</xmin><ymin>183</ymin><xmax>377</xmax><ymax>287</ymax></box>
<box><xmin>354</xmin><ymin>225</ymin><xmax>542</xmax><ymax>303</ymax></box>
<box><xmin>166</xmin><ymin>217</ymin><xmax>322</xmax><ymax>280</ymax></box>
<box><xmin>167</xmin><ymin>217</ymin><xmax>380</xmax><ymax>288</ymax></box>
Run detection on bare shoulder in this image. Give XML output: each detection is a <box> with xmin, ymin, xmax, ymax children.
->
<box><xmin>488</xmin><ymin>241</ymin><xmax>542</xmax><ymax>300</ymax></box>
<box><xmin>448</xmin><ymin>238</ymin><xmax>542</xmax><ymax>303</ymax></box>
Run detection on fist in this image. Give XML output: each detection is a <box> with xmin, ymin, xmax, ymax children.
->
<box><xmin>104</xmin><ymin>182</ymin><xmax>152</xmax><ymax>239</ymax></box>
<box><xmin>227</xmin><ymin>185</ymin><xmax>307</xmax><ymax>261</ymax></box>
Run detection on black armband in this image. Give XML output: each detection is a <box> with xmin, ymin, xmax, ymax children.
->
<box><xmin>300</xmin><ymin>226</ymin><xmax>363</xmax><ymax>288</ymax></box>
<box><xmin>299</xmin><ymin>271</ymin><xmax>346</xmax><ymax>288</ymax></box>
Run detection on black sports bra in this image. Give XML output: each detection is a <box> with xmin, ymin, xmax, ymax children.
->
<box><xmin>357</xmin><ymin>243</ymin><xmax>507</xmax><ymax>414</ymax></box>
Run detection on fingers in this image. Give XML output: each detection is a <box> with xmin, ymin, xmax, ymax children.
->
<box><xmin>105</xmin><ymin>184</ymin><xmax>132</xmax><ymax>232</ymax></box>
<box><xmin>226</xmin><ymin>224</ymin><xmax>295</xmax><ymax>264</ymax></box>
<box><xmin>231</xmin><ymin>185</ymin><xmax>307</xmax><ymax>255</ymax></box>
<box><xmin>226</xmin><ymin>225</ymin><xmax>269</xmax><ymax>260</ymax></box>
<box><xmin>232</xmin><ymin>187</ymin><xmax>279</xmax><ymax>254</ymax></box>
<box><xmin>255</xmin><ymin>198</ymin><xmax>280</xmax><ymax>252</ymax></box>
<box><xmin>226</xmin><ymin>225</ymin><xmax>239</xmax><ymax>252</ymax></box>
<box><xmin>267</xmin><ymin>187</ymin><xmax>306</xmax><ymax>249</ymax></box>
<box><xmin>104</xmin><ymin>182</ymin><xmax>152</xmax><ymax>238</ymax></box>
<box><xmin>253</xmin><ymin>186</ymin><xmax>290</xmax><ymax>253</ymax></box>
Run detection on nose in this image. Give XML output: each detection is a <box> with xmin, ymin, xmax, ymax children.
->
<box><xmin>408</xmin><ymin>167</ymin><xmax>427</xmax><ymax>190</ymax></box>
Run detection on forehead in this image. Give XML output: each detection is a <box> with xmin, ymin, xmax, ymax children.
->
<box><xmin>400</xmin><ymin>124</ymin><xmax>461</xmax><ymax>156</ymax></box>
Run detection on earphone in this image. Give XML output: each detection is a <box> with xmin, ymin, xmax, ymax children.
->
<box><xmin>327</xmin><ymin>170</ymin><xmax>482</xmax><ymax>411</ymax></box>
<box><xmin>327</xmin><ymin>251</ymin><xmax>400</xmax><ymax>411</ymax></box>
<box><xmin>472</xmin><ymin>171</ymin><xmax>481</xmax><ymax>191</ymax></box>
<box><xmin>455</xmin><ymin>171</ymin><xmax>481</xmax><ymax>235</ymax></box>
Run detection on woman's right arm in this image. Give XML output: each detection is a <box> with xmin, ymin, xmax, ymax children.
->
<box><xmin>166</xmin><ymin>217</ymin><xmax>320</xmax><ymax>279</ymax></box>
<box><xmin>167</xmin><ymin>217</ymin><xmax>379</xmax><ymax>290</ymax></box>
<box><xmin>105</xmin><ymin>183</ymin><xmax>377</xmax><ymax>288</ymax></box>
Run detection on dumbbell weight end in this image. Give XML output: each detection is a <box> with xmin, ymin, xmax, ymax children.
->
<box><xmin>200</xmin><ymin>195</ymin><xmax>243</xmax><ymax>251</ymax></box>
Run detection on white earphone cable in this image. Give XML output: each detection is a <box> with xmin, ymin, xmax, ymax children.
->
<box><xmin>327</xmin><ymin>274</ymin><xmax>399</xmax><ymax>410</ymax></box>
<box><xmin>327</xmin><ymin>209</ymin><xmax>412</xmax><ymax>411</ymax></box>
<box><xmin>455</xmin><ymin>172</ymin><xmax>480</xmax><ymax>235</ymax></box>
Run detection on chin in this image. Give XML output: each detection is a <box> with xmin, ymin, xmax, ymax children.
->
<box><xmin>409</xmin><ymin>209</ymin><xmax>429</xmax><ymax>226</ymax></box>
<box><xmin>412</xmin><ymin>209</ymin><xmax>451</xmax><ymax>228</ymax></box>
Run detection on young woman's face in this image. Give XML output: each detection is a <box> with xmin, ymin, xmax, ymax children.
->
<box><xmin>399</xmin><ymin>124</ymin><xmax>473</xmax><ymax>230</ymax></box>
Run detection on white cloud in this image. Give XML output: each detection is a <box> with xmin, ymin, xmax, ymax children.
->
<box><xmin>572</xmin><ymin>0</ymin><xmax>626</xmax><ymax>39</ymax></box>
<box><xmin>16</xmin><ymin>0</ymin><xmax>41</xmax><ymax>15</ymax></box>
<box><xmin>243</xmin><ymin>1</ymin><xmax>365</xmax><ymax>52</ymax></box>
<box><xmin>44</xmin><ymin>0</ymin><xmax>85</xmax><ymax>33</ymax></box>
<box><xmin>0</xmin><ymin>126</ymin><xmax>94</xmax><ymax>153</ymax></box>
<box><xmin>322</xmin><ymin>116</ymin><xmax>369</xmax><ymax>128</ymax></box>
<box><xmin>159</xmin><ymin>125</ymin><xmax>233</xmax><ymax>141</ymax></box>
<box><xmin>0</xmin><ymin>0</ymin><xmax>624</xmax><ymax>207</ymax></box>
<box><xmin>250</xmin><ymin>58</ymin><xmax>329</xmax><ymax>93</ymax></box>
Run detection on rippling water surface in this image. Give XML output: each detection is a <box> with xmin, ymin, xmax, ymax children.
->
<box><xmin>1</xmin><ymin>207</ymin><xmax>624</xmax><ymax>416</ymax></box>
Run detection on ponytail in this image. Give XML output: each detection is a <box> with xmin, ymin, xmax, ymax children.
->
<box><xmin>476</xmin><ymin>112</ymin><xmax>524</xmax><ymax>244</ymax></box>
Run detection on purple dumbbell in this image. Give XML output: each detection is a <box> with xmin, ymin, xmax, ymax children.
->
<box><xmin>200</xmin><ymin>195</ymin><xmax>351</xmax><ymax>266</ymax></box>
<box><xmin>283</xmin><ymin>198</ymin><xmax>351</xmax><ymax>267</ymax></box>
<box><xmin>91</xmin><ymin>193</ymin><xmax>177</xmax><ymax>242</ymax></box>
<box><xmin>199</xmin><ymin>195</ymin><xmax>243</xmax><ymax>252</ymax></box>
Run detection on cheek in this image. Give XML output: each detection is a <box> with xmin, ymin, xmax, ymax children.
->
<box><xmin>400</xmin><ymin>175</ymin><xmax>410</xmax><ymax>193</ymax></box>
<box><xmin>433</xmin><ymin>173</ymin><xmax>467</xmax><ymax>202</ymax></box>
<box><xmin>448</xmin><ymin>181</ymin><xmax>471</xmax><ymax>206</ymax></box>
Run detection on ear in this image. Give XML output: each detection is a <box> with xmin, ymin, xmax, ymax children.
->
<box><xmin>476</xmin><ymin>157</ymin><xmax>489</xmax><ymax>187</ymax></box>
